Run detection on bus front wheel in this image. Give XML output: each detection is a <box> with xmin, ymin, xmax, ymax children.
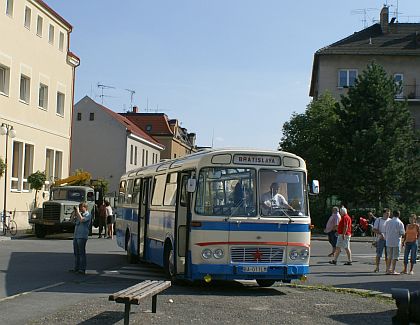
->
<box><xmin>164</xmin><ymin>245</ymin><xmax>175</xmax><ymax>280</ymax></box>
<box><xmin>256</xmin><ymin>279</ymin><xmax>276</xmax><ymax>287</ymax></box>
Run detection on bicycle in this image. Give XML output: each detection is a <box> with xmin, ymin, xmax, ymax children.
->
<box><xmin>2</xmin><ymin>210</ymin><xmax>17</xmax><ymax>236</ymax></box>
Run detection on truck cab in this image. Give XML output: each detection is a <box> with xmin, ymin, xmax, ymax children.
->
<box><xmin>30</xmin><ymin>186</ymin><xmax>96</xmax><ymax>238</ymax></box>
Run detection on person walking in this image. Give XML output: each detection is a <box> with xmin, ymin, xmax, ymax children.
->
<box><xmin>384</xmin><ymin>210</ymin><xmax>405</xmax><ymax>275</ymax></box>
<box><xmin>105</xmin><ymin>201</ymin><xmax>114</xmax><ymax>239</ymax></box>
<box><xmin>324</xmin><ymin>207</ymin><xmax>341</xmax><ymax>257</ymax></box>
<box><xmin>329</xmin><ymin>206</ymin><xmax>352</xmax><ymax>265</ymax></box>
<box><xmin>71</xmin><ymin>202</ymin><xmax>92</xmax><ymax>275</ymax></box>
<box><xmin>98</xmin><ymin>201</ymin><xmax>107</xmax><ymax>238</ymax></box>
<box><xmin>401</xmin><ymin>214</ymin><xmax>420</xmax><ymax>275</ymax></box>
<box><xmin>372</xmin><ymin>208</ymin><xmax>390</xmax><ymax>272</ymax></box>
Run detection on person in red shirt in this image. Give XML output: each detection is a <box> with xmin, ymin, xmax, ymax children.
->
<box><xmin>329</xmin><ymin>206</ymin><xmax>353</xmax><ymax>265</ymax></box>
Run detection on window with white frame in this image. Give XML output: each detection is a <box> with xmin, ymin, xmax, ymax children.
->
<box><xmin>20</xmin><ymin>74</ymin><xmax>30</xmax><ymax>103</ymax></box>
<box><xmin>394</xmin><ymin>74</ymin><xmax>404</xmax><ymax>98</ymax></box>
<box><xmin>22</xmin><ymin>144</ymin><xmax>34</xmax><ymax>191</ymax></box>
<box><xmin>134</xmin><ymin>146</ymin><xmax>138</xmax><ymax>165</ymax></box>
<box><xmin>6</xmin><ymin>0</ymin><xmax>13</xmax><ymax>16</ymax></box>
<box><xmin>59</xmin><ymin>31</ymin><xmax>64</xmax><ymax>51</ymax></box>
<box><xmin>24</xmin><ymin>6</ymin><xmax>31</xmax><ymax>29</ymax></box>
<box><xmin>130</xmin><ymin>145</ymin><xmax>134</xmax><ymax>164</ymax></box>
<box><xmin>44</xmin><ymin>149</ymin><xmax>54</xmax><ymax>191</ymax></box>
<box><xmin>36</xmin><ymin>15</ymin><xmax>43</xmax><ymax>36</ymax></box>
<box><xmin>11</xmin><ymin>141</ymin><xmax>23</xmax><ymax>191</ymax></box>
<box><xmin>54</xmin><ymin>151</ymin><xmax>62</xmax><ymax>180</ymax></box>
<box><xmin>48</xmin><ymin>24</ymin><xmax>54</xmax><ymax>44</ymax></box>
<box><xmin>0</xmin><ymin>65</ymin><xmax>10</xmax><ymax>95</ymax></box>
<box><xmin>38</xmin><ymin>83</ymin><xmax>48</xmax><ymax>109</ymax></box>
<box><xmin>56</xmin><ymin>91</ymin><xmax>65</xmax><ymax>115</ymax></box>
<box><xmin>338</xmin><ymin>69</ymin><xmax>357</xmax><ymax>88</ymax></box>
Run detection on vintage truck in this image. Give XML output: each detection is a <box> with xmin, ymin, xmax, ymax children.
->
<box><xmin>29</xmin><ymin>173</ymin><xmax>103</xmax><ymax>238</ymax></box>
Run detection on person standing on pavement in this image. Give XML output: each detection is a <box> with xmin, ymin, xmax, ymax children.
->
<box><xmin>324</xmin><ymin>207</ymin><xmax>341</xmax><ymax>257</ymax></box>
<box><xmin>384</xmin><ymin>210</ymin><xmax>405</xmax><ymax>275</ymax></box>
<box><xmin>71</xmin><ymin>202</ymin><xmax>92</xmax><ymax>275</ymax></box>
<box><xmin>98</xmin><ymin>201</ymin><xmax>107</xmax><ymax>238</ymax></box>
<box><xmin>329</xmin><ymin>206</ymin><xmax>352</xmax><ymax>265</ymax></box>
<box><xmin>372</xmin><ymin>208</ymin><xmax>390</xmax><ymax>272</ymax></box>
<box><xmin>401</xmin><ymin>214</ymin><xmax>420</xmax><ymax>275</ymax></box>
<box><xmin>105</xmin><ymin>200</ymin><xmax>114</xmax><ymax>239</ymax></box>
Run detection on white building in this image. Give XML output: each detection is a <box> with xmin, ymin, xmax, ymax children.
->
<box><xmin>0</xmin><ymin>0</ymin><xmax>79</xmax><ymax>229</ymax></box>
<box><xmin>71</xmin><ymin>96</ymin><xmax>164</xmax><ymax>194</ymax></box>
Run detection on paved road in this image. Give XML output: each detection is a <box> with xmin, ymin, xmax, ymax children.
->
<box><xmin>0</xmin><ymin>233</ymin><xmax>413</xmax><ymax>324</ymax></box>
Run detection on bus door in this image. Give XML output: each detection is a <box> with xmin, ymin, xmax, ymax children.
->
<box><xmin>175</xmin><ymin>171</ymin><xmax>194</xmax><ymax>276</ymax></box>
<box><xmin>139</xmin><ymin>177</ymin><xmax>152</xmax><ymax>260</ymax></box>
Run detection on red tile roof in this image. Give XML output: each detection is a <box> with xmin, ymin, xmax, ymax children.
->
<box><xmin>121</xmin><ymin>113</ymin><xmax>174</xmax><ymax>136</ymax></box>
<box><xmin>36</xmin><ymin>0</ymin><xmax>72</xmax><ymax>30</ymax></box>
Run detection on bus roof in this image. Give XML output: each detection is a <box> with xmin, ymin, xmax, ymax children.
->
<box><xmin>121</xmin><ymin>148</ymin><xmax>306</xmax><ymax>179</ymax></box>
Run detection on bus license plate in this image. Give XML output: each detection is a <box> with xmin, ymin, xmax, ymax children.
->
<box><xmin>243</xmin><ymin>266</ymin><xmax>268</xmax><ymax>273</ymax></box>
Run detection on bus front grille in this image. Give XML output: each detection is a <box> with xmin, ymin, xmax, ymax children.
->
<box><xmin>230</xmin><ymin>247</ymin><xmax>284</xmax><ymax>263</ymax></box>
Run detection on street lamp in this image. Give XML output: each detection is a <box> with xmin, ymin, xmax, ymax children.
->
<box><xmin>1</xmin><ymin>123</ymin><xmax>16</xmax><ymax>225</ymax></box>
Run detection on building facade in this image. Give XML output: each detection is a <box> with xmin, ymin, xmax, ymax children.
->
<box><xmin>0</xmin><ymin>0</ymin><xmax>79</xmax><ymax>229</ymax></box>
<box><xmin>310</xmin><ymin>6</ymin><xmax>420</xmax><ymax>129</ymax></box>
<box><xmin>121</xmin><ymin>110</ymin><xmax>197</xmax><ymax>160</ymax></box>
<box><xmin>71</xmin><ymin>96</ymin><xmax>164</xmax><ymax>194</ymax></box>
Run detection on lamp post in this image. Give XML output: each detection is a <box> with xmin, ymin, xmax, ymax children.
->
<box><xmin>1</xmin><ymin>123</ymin><xmax>16</xmax><ymax>225</ymax></box>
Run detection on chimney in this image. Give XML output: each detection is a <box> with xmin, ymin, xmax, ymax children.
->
<box><xmin>380</xmin><ymin>6</ymin><xmax>389</xmax><ymax>34</ymax></box>
<box><xmin>187</xmin><ymin>133</ymin><xmax>196</xmax><ymax>147</ymax></box>
<box><xmin>132</xmin><ymin>106</ymin><xmax>138</xmax><ymax>113</ymax></box>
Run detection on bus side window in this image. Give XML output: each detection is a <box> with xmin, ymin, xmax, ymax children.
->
<box><xmin>164</xmin><ymin>173</ymin><xmax>177</xmax><ymax>206</ymax></box>
<box><xmin>126</xmin><ymin>179</ymin><xmax>134</xmax><ymax>204</ymax></box>
<box><xmin>132</xmin><ymin>178</ymin><xmax>141</xmax><ymax>204</ymax></box>
<box><xmin>151</xmin><ymin>174</ymin><xmax>166</xmax><ymax>206</ymax></box>
<box><xmin>180</xmin><ymin>175</ymin><xmax>188</xmax><ymax>207</ymax></box>
<box><xmin>118</xmin><ymin>180</ymin><xmax>126</xmax><ymax>204</ymax></box>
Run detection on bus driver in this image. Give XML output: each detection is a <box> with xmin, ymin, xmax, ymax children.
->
<box><xmin>261</xmin><ymin>182</ymin><xmax>294</xmax><ymax>214</ymax></box>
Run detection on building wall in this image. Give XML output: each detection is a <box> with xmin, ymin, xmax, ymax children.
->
<box><xmin>125</xmin><ymin>136</ymin><xmax>160</xmax><ymax>174</ymax></box>
<box><xmin>316</xmin><ymin>54</ymin><xmax>420</xmax><ymax>128</ymax></box>
<box><xmin>0</xmin><ymin>0</ymin><xmax>75</xmax><ymax>229</ymax></box>
<box><xmin>154</xmin><ymin>136</ymin><xmax>193</xmax><ymax>160</ymax></box>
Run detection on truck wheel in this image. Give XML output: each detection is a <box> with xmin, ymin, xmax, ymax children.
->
<box><xmin>35</xmin><ymin>224</ymin><xmax>46</xmax><ymax>238</ymax></box>
<box><xmin>256</xmin><ymin>280</ymin><xmax>275</xmax><ymax>287</ymax></box>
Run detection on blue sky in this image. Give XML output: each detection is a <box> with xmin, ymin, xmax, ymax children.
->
<box><xmin>47</xmin><ymin>0</ymin><xmax>419</xmax><ymax>149</ymax></box>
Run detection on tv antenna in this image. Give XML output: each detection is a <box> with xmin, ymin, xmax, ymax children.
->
<box><xmin>125</xmin><ymin>89</ymin><xmax>136</xmax><ymax>109</ymax></box>
<box><xmin>351</xmin><ymin>8</ymin><xmax>377</xmax><ymax>28</ymax></box>
<box><xmin>97</xmin><ymin>83</ymin><xmax>115</xmax><ymax>104</ymax></box>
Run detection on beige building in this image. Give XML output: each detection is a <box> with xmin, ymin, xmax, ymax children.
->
<box><xmin>121</xmin><ymin>110</ymin><xmax>197</xmax><ymax>160</ymax></box>
<box><xmin>310</xmin><ymin>6</ymin><xmax>420</xmax><ymax>129</ymax></box>
<box><xmin>0</xmin><ymin>0</ymin><xmax>79</xmax><ymax>229</ymax></box>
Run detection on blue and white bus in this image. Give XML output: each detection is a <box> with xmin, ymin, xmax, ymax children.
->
<box><xmin>115</xmin><ymin>149</ymin><xmax>318</xmax><ymax>286</ymax></box>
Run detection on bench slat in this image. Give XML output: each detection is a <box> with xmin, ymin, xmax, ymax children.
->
<box><xmin>109</xmin><ymin>280</ymin><xmax>152</xmax><ymax>301</ymax></box>
<box><xmin>115</xmin><ymin>281</ymin><xmax>171</xmax><ymax>304</ymax></box>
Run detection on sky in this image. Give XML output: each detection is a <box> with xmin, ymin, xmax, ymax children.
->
<box><xmin>46</xmin><ymin>0</ymin><xmax>420</xmax><ymax>149</ymax></box>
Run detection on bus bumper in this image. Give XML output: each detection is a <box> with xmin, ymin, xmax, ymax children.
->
<box><xmin>189</xmin><ymin>264</ymin><xmax>309</xmax><ymax>281</ymax></box>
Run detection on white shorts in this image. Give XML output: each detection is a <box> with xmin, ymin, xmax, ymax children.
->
<box><xmin>336</xmin><ymin>235</ymin><xmax>351</xmax><ymax>249</ymax></box>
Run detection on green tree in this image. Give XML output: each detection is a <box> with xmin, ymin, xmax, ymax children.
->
<box><xmin>28</xmin><ymin>171</ymin><xmax>47</xmax><ymax>208</ymax></box>
<box><xmin>280</xmin><ymin>92</ymin><xmax>340</xmax><ymax>226</ymax></box>
<box><xmin>335</xmin><ymin>62</ymin><xmax>419</xmax><ymax>213</ymax></box>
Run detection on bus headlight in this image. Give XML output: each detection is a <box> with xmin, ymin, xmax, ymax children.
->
<box><xmin>299</xmin><ymin>249</ymin><xmax>309</xmax><ymax>260</ymax></box>
<box><xmin>213</xmin><ymin>249</ymin><xmax>224</xmax><ymax>259</ymax></box>
<box><xmin>202</xmin><ymin>249</ymin><xmax>212</xmax><ymax>259</ymax></box>
<box><xmin>289</xmin><ymin>250</ymin><xmax>299</xmax><ymax>260</ymax></box>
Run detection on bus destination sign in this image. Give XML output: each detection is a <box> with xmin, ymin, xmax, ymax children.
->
<box><xmin>233</xmin><ymin>154</ymin><xmax>281</xmax><ymax>166</ymax></box>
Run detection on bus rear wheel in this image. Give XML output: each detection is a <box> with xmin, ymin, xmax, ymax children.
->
<box><xmin>256</xmin><ymin>279</ymin><xmax>276</xmax><ymax>287</ymax></box>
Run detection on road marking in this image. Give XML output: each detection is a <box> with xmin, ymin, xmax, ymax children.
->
<box><xmin>0</xmin><ymin>282</ymin><xmax>65</xmax><ymax>303</ymax></box>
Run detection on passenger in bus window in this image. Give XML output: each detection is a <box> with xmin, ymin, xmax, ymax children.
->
<box><xmin>260</xmin><ymin>182</ymin><xmax>294</xmax><ymax>214</ymax></box>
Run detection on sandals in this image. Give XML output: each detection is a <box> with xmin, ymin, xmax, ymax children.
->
<box><xmin>328</xmin><ymin>253</ymin><xmax>334</xmax><ymax>257</ymax></box>
<box><xmin>344</xmin><ymin>261</ymin><xmax>352</xmax><ymax>266</ymax></box>
<box><xmin>329</xmin><ymin>260</ymin><xmax>337</xmax><ymax>265</ymax></box>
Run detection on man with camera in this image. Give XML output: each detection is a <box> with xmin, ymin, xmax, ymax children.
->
<box><xmin>70</xmin><ymin>202</ymin><xmax>92</xmax><ymax>275</ymax></box>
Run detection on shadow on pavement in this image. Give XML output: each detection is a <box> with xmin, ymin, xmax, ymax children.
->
<box><xmin>78</xmin><ymin>311</ymin><xmax>124</xmax><ymax>325</ymax></box>
<box><xmin>331</xmin><ymin>310</ymin><xmax>394</xmax><ymax>325</ymax></box>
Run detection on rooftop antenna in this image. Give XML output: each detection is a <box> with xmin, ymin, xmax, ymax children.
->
<box><xmin>97</xmin><ymin>83</ymin><xmax>115</xmax><ymax>104</ymax></box>
<box><xmin>351</xmin><ymin>8</ymin><xmax>377</xmax><ymax>28</ymax></box>
<box><xmin>125</xmin><ymin>89</ymin><xmax>136</xmax><ymax>109</ymax></box>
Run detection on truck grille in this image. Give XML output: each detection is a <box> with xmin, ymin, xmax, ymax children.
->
<box><xmin>43</xmin><ymin>203</ymin><xmax>61</xmax><ymax>221</ymax></box>
<box><xmin>231</xmin><ymin>247</ymin><xmax>284</xmax><ymax>263</ymax></box>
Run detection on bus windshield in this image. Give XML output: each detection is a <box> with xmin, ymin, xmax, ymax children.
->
<box><xmin>195</xmin><ymin>167</ymin><xmax>256</xmax><ymax>217</ymax></box>
<box><xmin>259</xmin><ymin>170</ymin><xmax>307</xmax><ymax>217</ymax></box>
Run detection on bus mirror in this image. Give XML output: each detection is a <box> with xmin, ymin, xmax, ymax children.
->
<box><xmin>187</xmin><ymin>178</ymin><xmax>196</xmax><ymax>193</ymax></box>
<box><xmin>311</xmin><ymin>180</ymin><xmax>320</xmax><ymax>195</ymax></box>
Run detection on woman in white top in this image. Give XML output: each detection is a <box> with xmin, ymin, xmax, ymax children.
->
<box><xmin>105</xmin><ymin>201</ymin><xmax>114</xmax><ymax>239</ymax></box>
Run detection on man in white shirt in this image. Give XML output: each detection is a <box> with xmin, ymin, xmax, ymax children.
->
<box><xmin>372</xmin><ymin>208</ymin><xmax>390</xmax><ymax>272</ymax></box>
<box><xmin>384</xmin><ymin>210</ymin><xmax>405</xmax><ymax>275</ymax></box>
<box><xmin>260</xmin><ymin>182</ymin><xmax>294</xmax><ymax>215</ymax></box>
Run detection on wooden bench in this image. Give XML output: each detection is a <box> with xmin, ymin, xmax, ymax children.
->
<box><xmin>109</xmin><ymin>280</ymin><xmax>171</xmax><ymax>325</ymax></box>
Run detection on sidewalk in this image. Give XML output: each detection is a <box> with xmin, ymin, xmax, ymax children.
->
<box><xmin>312</xmin><ymin>233</ymin><xmax>375</xmax><ymax>242</ymax></box>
